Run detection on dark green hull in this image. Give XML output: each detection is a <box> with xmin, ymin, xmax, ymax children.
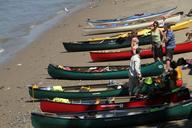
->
<box><xmin>48</xmin><ymin>61</ymin><xmax>164</xmax><ymax>80</ymax></box>
<box><xmin>31</xmin><ymin>99</ymin><xmax>192</xmax><ymax>128</ymax></box>
<box><xmin>28</xmin><ymin>86</ymin><xmax>129</xmax><ymax>99</ymax></box>
<box><xmin>63</xmin><ymin>35</ymin><xmax>152</xmax><ymax>52</ymax></box>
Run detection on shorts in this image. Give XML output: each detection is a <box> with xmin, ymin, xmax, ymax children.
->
<box><xmin>166</xmin><ymin>48</ymin><xmax>174</xmax><ymax>61</ymax></box>
<box><xmin>152</xmin><ymin>43</ymin><xmax>163</xmax><ymax>59</ymax></box>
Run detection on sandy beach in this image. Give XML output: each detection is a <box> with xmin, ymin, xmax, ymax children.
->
<box><xmin>0</xmin><ymin>0</ymin><xmax>192</xmax><ymax>127</ymax></box>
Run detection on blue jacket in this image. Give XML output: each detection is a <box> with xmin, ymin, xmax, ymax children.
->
<box><xmin>166</xmin><ymin>30</ymin><xmax>176</xmax><ymax>49</ymax></box>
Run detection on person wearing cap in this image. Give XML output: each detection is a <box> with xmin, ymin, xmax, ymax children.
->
<box><xmin>164</xmin><ymin>60</ymin><xmax>183</xmax><ymax>90</ymax></box>
<box><xmin>128</xmin><ymin>48</ymin><xmax>142</xmax><ymax>95</ymax></box>
<box><xmin>167</xmin><ymin>61</ymin><xmax>183</xmax><ymax>89</ymax></box>
<box><xmin>151</xmin><ymin>21</ymin><xmax>165</xmax><ymax>62</ymax></box>
<box><xmin>163</xmin><ymin>23</ymin><xmax>176</xmax><ymax>71</ymax></box>
<box><xmin>139</xmin><ymin>77</ymin><xmax>153</xmax><ymax>95</ymax></box>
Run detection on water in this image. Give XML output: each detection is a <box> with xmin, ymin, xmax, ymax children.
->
<box><xmin>0</xmin><ymin>0</ymin><xmax>90</xmax><ymax>64</ymax></box>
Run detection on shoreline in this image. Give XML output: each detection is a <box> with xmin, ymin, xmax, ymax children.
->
<box><xmin>0</xmin><ymin>0</ymin><xmax>91</xmax><ymax>66</ymax></box>
<box><xmin>0</xmin><ymin>0</ymin><xmax>192</xmax><ymax>128</ymax></box>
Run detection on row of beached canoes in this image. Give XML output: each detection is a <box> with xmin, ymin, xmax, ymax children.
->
<box><xmin>63</xmin><ymin>19</ymin><xmax>192</xmax><ymax>52</ymax></box>
<box><xmin>31</xmin><ymin>7</ymin><xmax>192</xmax><ymax>128</ymax></box>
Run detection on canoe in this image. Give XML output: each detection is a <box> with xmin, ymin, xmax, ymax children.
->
<box><xmin>40</xmin><ymin>87</ymin><xmax>190</xmax><ymax>113</ymax></box>
<box><xmin>63</xmin><ymin>35</ymin><xmax>152</xmax><ymax>52</ymax></box>
<box><xmin>28</xmin><ymin>83</ymin><xmax>130</xmax><ymax>99</ymax></box>
<box><xmin>89</xmin><ymin>19</ymin><xmax>192</xmax><ymax>41</ymax></box>
<box><xmin>87</xmin><ymin>7</ymin><xmax>176</xmax><ymax>27</ymax></box>
<box><xmin>84</xmin><ymin>14</ymin><xmax>181</xmax><ymax>35</ymax></box>
<box><xmin>29</xmin><ymin>79</ymin><xmax>166</xmax><ymax>100</ymax></box>
<box><xmin>88</xmin><ymin>12</ymin><xmax>179</xmax><ymax>29</ymax></box>
<box><xmin>63</xmin><ymin>19</ymin><xmax>192</xmax><ymax>52</ymax></box>
<box><xmin>90</xmin><ymin>41</ymin><xmax>192</xmax><ymax>62</ymax></box>
<box><xmin>48</xmin><ymin>61</ymin><xmax>164</xmax><ymax>80</ymax></box>
<box><xmin>31</xmin><ymin>99</ymin><xmax>192</xmax><ymax>128</ymax></box>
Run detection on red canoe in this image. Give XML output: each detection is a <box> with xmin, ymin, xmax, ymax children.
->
<box><xmin>90</xmin><ymin>41</ymin><xmax>192</xmax><ymax>62</ymax></box>
<box><xmin>40</xmin><ymin>87</ymin><xmax>190</xmax><ymax>113</ymax></box>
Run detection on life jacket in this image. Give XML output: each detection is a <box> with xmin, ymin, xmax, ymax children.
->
<box><xmin>175</xmin><ymin>67</ymin><xmax>182</xmax><ymax>80</ymax></box>
<box><xmin>175</xmin><ymin>67</ymin><xmax>183</xmax><ymax>87</ymax></box>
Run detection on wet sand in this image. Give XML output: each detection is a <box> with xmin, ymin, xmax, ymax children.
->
<box><xmin>0</xmin><ymin>0</ymin><xmax>191</xmax><ymax>127</ymax></box>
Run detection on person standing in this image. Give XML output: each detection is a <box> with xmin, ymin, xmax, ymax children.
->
<box><xmin>167</xmin><ymin>61</ymin><xmax>183</xmax><ymax>89</ymax></box>
<box><xmin>128</xmin><ymin>48</ymin><xmax>142</xmax><ymax>95</ymax></box>
<box><xmin>131</xmin><ymin>31</ymin><xmax>139</xmax><ymax>55</ymax></box>
<box><xmin>163</xmin><ymin>23</ymin><xmax>176</xmax><ymax>71</ymax></box>
<box><xmin>151</xmin><ymin>21</ymin><xmax>165</xmax><ymax>61</ymax></box>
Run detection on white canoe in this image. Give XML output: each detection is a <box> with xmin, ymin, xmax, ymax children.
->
<box><xmin>84</xmin><ymin>14</ymin><xmax>181</xmax><ymax>35</ymax></box>
<box><xmin>87</xmin><ymin>7</ymin><xmax>177</xmax><ymax>27</ymax></box>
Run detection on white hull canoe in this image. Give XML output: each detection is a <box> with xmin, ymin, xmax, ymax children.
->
<box><xmin>84</xmin><ymin>14</ymin><xmax>181</xmax><ymax>35</ymax></box>
<box><xmin>88</xmin><ymin>7</ymin><xmax>177</xmax><ymax>27</ymax></box>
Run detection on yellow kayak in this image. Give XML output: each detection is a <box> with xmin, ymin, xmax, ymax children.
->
<box><xmin>89</xmin><ymin>19</ymin><xmax>192</xmax><ymax>41</ymax></box>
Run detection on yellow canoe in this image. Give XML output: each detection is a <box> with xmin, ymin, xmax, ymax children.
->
<box><xmin>89</xmin><ymin>19</ymin><xmax>192</xmax><ymax>41</ymax></box>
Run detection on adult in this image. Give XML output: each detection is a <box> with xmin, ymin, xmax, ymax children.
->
<box><xmin>130</xmin><ymin>31</ymin><xmax>139</xmax><ymax>55</ymax></box>
<box><xmin>151</xmin><ymin>21</ymin><xmax>165</xmax><ymax>61</ymax></box>
<box><xmin>128</xmin><ymin>48</ymin><xmax>142</xmax><ymax>95</ymax></box>
<box><xmin>168</xmin><ymin>61</ymin><xmax>183</xmax><ymax>89</ymax></box>
<box><xmin>163</xmin><ymin>23</ymin><xmax>176</xmax><ymax>71</ymax></box>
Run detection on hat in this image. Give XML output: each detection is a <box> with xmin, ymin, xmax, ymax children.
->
<box><xmin>177</xmin><ymin>58</ymin><xmax>187</xmax><ymax>66</ymax></box>
<box><xmin>144</xmin><ymin>77</ymin><xmax>153</xmax><ymax>85</ymax></box>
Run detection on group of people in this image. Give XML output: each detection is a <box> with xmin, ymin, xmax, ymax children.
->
<box><xmin>128</xmin><ymin>21</ymin><xmax>186</xmax><ymax>96</ymax></box>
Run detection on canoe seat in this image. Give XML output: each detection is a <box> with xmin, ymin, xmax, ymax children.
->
<box><xmin>79</xmin><ymin>86</ymin><xmax>91</xmax><ymax>92</ymax></box>
<box><xmin>53</xmin><ymin>98</ymin><xmax>70</xmax><ymax>103</ymax></box>
<box><xmin>52</xmin><ymin>86</ymin><xmax>63</xmax><ymax>91</ymax></box>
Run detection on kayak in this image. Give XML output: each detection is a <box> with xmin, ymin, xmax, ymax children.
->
<box><xmin>31</xmin><ymin>98</ymin><xmax>192</xmax><ymax>128</ymax></box>
<box><xmin>40</xmin><ymin>87</ymin><xmax>190</xmax><ymax>113</ymax></box>
<box><xmin>87</xmin><ymin>7</ymin><xmax>176</xmax><ymax>27</ymax></box>
<box><xmin>90</xmin><ymin>41</ymin><xmax>192</xmax><ymax>62</ymax></box>
<box><xmin>47</xmin><ymin>61</ymin><xmax>164</xmax><ymax>80</ymax></box>
<box><xmin>84</xmin><ymin>14</ymin><xmax>181</xmax><ymax>35</ymax></box>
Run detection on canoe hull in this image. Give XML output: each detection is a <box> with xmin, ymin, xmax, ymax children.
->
<box><xmin>28</xmin><ymin>86</ymin><xmax>129</xmax><ymax>99</ymax></box>
<box><xmin>89</xmin><ymin>19</ymin><xmax>192</xmax><ymax>42</ymax></box>
<box><xmin>63</xmin><ymin>35</ymin><xmax>152</xmax><ymax>52</ymax></box>
<box><xmin>85</xmin><ymin>14</ymin><xmax>181</xmax><ymax>35</ymax></box>
<box><xmin>31</xmin><ymin>99</ymin><xmax>192</xmax><ymax>128</ymax></box>
<box><xmin>88</xmin><ymin>7</ymin><xmax>176</xmax><ymax>26</ymax></box>
<box><xmin>90</xmin><ymin>41</ymin><xmax>192</xmax><ymax>62</ymax></box>
<box><xmin>40</xmin><ymin>87</ymin><xmax>190</xmax><ymax>113</ymax></box>
<box><xmin>48</xmin><ymin>61</ymin><xmax>164</xmax><ymax>80</ymax></box>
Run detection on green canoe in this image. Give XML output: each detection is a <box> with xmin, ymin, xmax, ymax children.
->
<box><xmin>28</xmin><ymin>82</ymin><xmax>130</xmax><ymax>99</ymax></box>
<box><xmin>63</xmin><ymin>35</ymin><xmax>152</xmax><ymax>52</ymax></box>
<box><xmin>31</xmin><ymin>99</ymin><xmax>192</xmax><ymax>128</ymax></box>
<box><xmin>48</xmin><ymin>61</ymin><xmax>164</xmax><ymax>80</ymax></box>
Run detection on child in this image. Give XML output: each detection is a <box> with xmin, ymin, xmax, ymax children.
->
<box><xmin>131</xmin><ymin>31</ymin><xmax>139</xmax><ymax>55</ymax></box>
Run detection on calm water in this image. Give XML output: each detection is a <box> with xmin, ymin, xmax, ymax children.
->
<box><xmin>0</xmin><ymin>0</ymin><xmax>89</xmax><ymax>64</ymax></box>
